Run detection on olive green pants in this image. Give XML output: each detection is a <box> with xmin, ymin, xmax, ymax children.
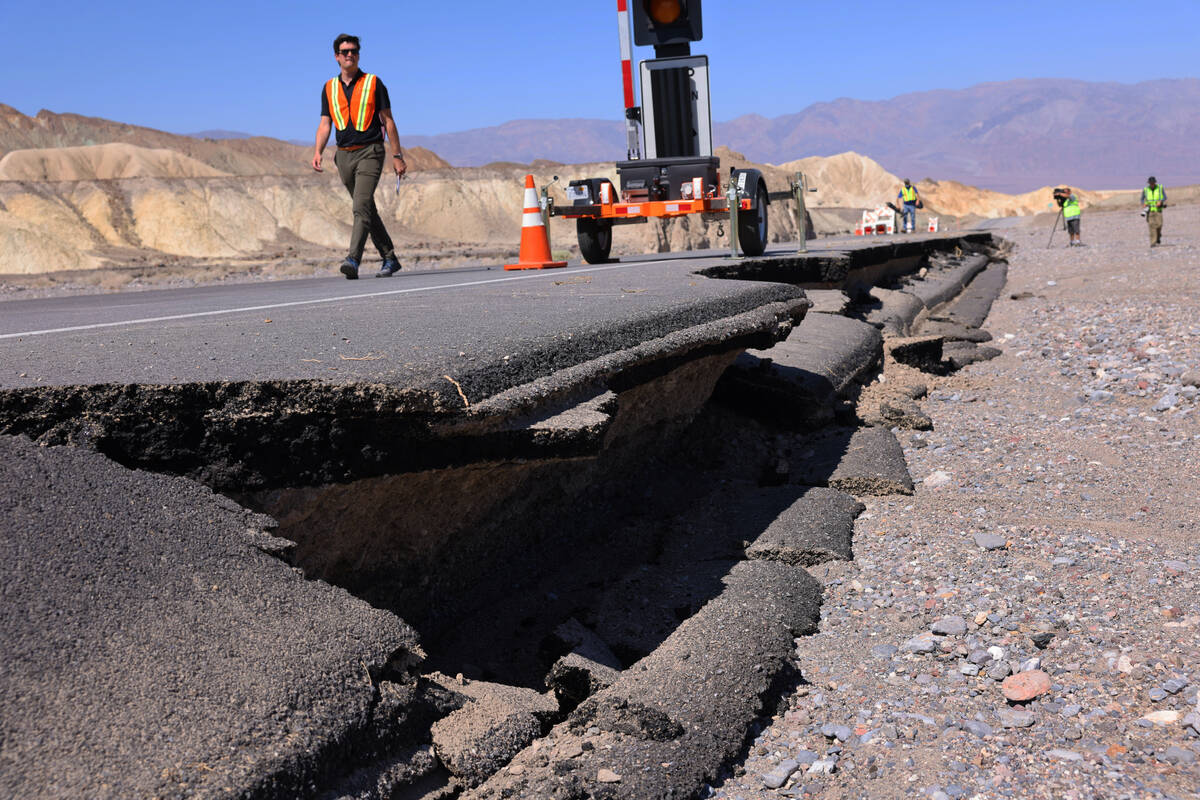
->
<box><xmin>334</xmin><ymin>142</ymin><xmax>395</xmax><ymax>262</ymax></box>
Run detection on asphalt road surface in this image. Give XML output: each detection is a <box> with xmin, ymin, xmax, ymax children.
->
<box><xmin>0</xmin><ymin>236</ymin><xmax>970</xmax><ymax>398</ymax></box>
<box><xmin>0</xmin><ymin>247</ymin><xmax>812</xmax><ymax>398</ymax></box>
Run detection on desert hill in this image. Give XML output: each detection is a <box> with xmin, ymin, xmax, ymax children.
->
<box><xmin>914</xmin><ymin>179</ymin><xmax>1122</xmax><ymax>219</ymax></box>
<box><xmin>0</xmin><ymin>105</ymin><xmax>449</xmax><ymax>176</ymax></box>
<box><xmin>720</xmin><ymin>149</ymin><xmax>1125</xmax><ymax>219</ymax></box>
<box><xmin>777</xmin><ymin>152</ymin><xmax>910</xmax><ymax>209</ymax></box>
<box><xmin>0</xmin><ymin>143</ymin><xmax>229</xmax><ymax>181</ymax></box>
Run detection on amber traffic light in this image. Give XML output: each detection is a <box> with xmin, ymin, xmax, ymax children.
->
<box><xmin>647</xmin><ymin>0</ymin><xmax>682</xmax><ymax>24</ymax></box>
<box><xmin>631</xmin><ymin>0</ymin><xmax>702</xmax><ymax>47</ymax></box>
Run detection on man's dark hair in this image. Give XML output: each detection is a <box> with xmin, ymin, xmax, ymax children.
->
<box><xmin>333</xmin><ymin>34</ymin><xmax>360</xmax><ymax>54</ymax></box>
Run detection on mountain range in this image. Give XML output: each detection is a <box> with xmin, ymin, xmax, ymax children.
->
<box><xmin>399</xmin><ymin>78</ymin><xmax>1200</xmax><ymax>192</ymax></box>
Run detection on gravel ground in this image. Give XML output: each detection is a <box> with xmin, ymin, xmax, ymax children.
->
<box><xmin>713</xmin><ymin>205</ymin><xmax>1200</xmax><ymax>799</ymax></box>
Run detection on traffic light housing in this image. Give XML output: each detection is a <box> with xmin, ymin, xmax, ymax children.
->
<box><xmin>631</xmin><ymin>0</ymin><xmax>703</xmax><ymax>50</ymax></box>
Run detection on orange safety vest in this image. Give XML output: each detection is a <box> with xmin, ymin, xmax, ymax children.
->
<box><xmin>325</xmin><ymin>73</ymin><xmax>378</xmax><ymax>131</ymax></box>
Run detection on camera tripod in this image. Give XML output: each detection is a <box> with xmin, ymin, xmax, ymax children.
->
<box><xmin>1046</xmin><ymin>206</ymin><xmax>1065</xmax><ymax>249</ymax></box>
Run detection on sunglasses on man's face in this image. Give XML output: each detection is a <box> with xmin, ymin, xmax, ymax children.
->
<box><xmin>338</xmin><ymin>48</ymin><xmax>359</xmax><ymax>56</ymax></box>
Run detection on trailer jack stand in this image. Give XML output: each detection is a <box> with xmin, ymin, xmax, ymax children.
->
<box><xmin>726</xmin><ymin>178</ymin><xmax>741</xmax><ymax>259</ymax></box>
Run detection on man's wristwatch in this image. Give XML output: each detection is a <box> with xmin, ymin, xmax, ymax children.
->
<box><xmin>392</xmin><ymin>153</ymin><xmax>405</xmax><ymax>159</ymax></box>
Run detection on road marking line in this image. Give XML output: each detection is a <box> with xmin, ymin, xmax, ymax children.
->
<box><xmin>0</xmin><ymin>262</ymin><xmax>646</xmax><ymax>340</ymax></box>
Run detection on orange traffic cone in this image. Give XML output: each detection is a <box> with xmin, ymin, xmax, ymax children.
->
<box><xmin>505</xmin><ymin>175</ymin><xmax>567</xmax><ymax>271</ymax></box>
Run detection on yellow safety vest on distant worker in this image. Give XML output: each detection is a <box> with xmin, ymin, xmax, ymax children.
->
<box><xmin>326</xmin><ymin>73</ymin><xmax>378</xmax><ymax>131</ymax></box>
<box><xmin>1144</xmin><ymin>185</ymin><xmax>1164</xmax><ymax>212</ymax></box>
<box><xmin>901</xmin><ymin>185</ymin><xmax>918</xmax><ymax>203</ymax></box>
<box><xmin>1062</xmin><ymin>196</ymin><xmax>1080</xmax><ymax>219</ymax></box>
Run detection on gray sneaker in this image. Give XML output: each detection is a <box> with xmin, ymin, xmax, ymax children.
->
<box><xmin>339</xmin><ymin>257</ymin><xmax>359</xmax><ymax>280</ymax></box>
<box><xmin>376</xmin><ymin>257</ymin><xmax>402</xmax><ymax>277</ymax></box>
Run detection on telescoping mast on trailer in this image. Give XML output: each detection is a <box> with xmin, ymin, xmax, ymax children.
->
<box><xmin>550</xmin><ymin>0</ymin><xmax>772</xmax><ymax>263</ymax></box>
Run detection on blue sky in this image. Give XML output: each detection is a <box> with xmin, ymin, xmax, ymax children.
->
<box><xmin>3</xmin><ymin>0</ymin><xmax>1197</xmax><ymax>142</ymax></box>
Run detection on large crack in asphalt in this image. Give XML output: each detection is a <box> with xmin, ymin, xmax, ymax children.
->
<box><xmin>0</xmin><ymin>236</ymin><xmax>1009</xmax><ymax>799</ymax></box>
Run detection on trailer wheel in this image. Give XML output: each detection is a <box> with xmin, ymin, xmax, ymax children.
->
<box><xmin>739</xmin><ymin>182</ymin><xmax>768</xmax><ymax>257</ymax></box>
<box><xmin>577</xmin><ymin>218</ymin><xmax>613</xmax><ymax>264</ymax></box>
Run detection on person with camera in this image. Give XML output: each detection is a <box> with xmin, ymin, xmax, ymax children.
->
<box><xmin>1142</xmin><ymin>177</ymin><xmax>1167</xmax><ymax>247</ymax></box>
<box><xmin>1062</xmin><ymin>188</ymin><xmax>1082</xmax><ymax>246</ymax></box>
<box><xmin>897</xmin><ymin>179</ymin><xmax>921</xmax><ymax>233</ymax></box>
<box><xmin>1052</xmin><ymin>187</ymin><xmax>1083</xmax><ymax>247</ymax></box>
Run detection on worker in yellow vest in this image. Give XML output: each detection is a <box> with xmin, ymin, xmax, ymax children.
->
<box><xmin>897</xmin><ymin>179</ymin><xmax>920</xmax><ymax>233</ymax></box>
<box><xmin>1061</xmin><ymin>189</ymin><xmax>1082</xmax><ymax>247</ymax></box>
<box><xmin>1141</xmin><ymin>177</ymin><xmax>1167</xmax><ymax>247</ymax></box>
<box><xmin>312</xmin><ymin>34</ymin><xmax>406</xmax><ymax>279</ymax></box>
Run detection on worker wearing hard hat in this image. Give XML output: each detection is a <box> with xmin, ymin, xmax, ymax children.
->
<box><xmin>312</xmin><ymin>33</ymin><xmax>406</xmax><ymax>279</ymax></box>
<box><xmin>897</xmin><ymin>180</ymin><xmax>921</xmax><ymax>233</ymax></box>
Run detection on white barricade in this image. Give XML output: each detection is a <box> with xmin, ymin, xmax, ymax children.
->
<box><xmin>856</xmin><ymin>205</ymin><xmax>896</xmax><ymax>235</ymax></box>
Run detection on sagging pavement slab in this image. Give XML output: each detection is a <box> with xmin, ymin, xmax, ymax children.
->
<box><xmin>847</xmin><ymin>247</ymin><xmax>997</xmax><ymax>335</ymax></box>
<box><xmin>858</xmin><ymin>286</ymin><xmax>926</xmax><ymax>337</ymax></box>
<box><xmin>743</xmin><ymin>487</ymin><xmax>865</xmax><ymax>566</ymax></box>
<box><xmin>0</xmin><ymin>260</ymin><xmax>809</xmax><ymax>492</ymax></box>
<box><xmin>911</xmin><ymin>260</ymin><xmax>1011</xmax><ymax>370</ymax></box>
<box><xmin>697</xmin><ymin>232</ymin><xmax>995</xmax><ymax>295</ymax></box>
<box><xmin>651</xmin><ymin>484</ymin><xmax>865</xmax><ymax>569</ymax></box>
<box><xmin>465</xmin><ymin>560</ymin><xmax>823</xmax><ymax>800</ymax></box>
<box><xmin>916</xmin><ymin>319</ymin><xmax>994</xmax><ymax>342</ymax></box>
<box><xmin>584</xmin><ymin>484</ymin><xmax>864</xmax><ymax>662</ymax></box>
<box><xmin>705</xmin><ymin>238</ymin><xmax>1001</xmax><ymax>431</ymax></box>
<box><xmin>787</xmin><ymin>425</ymin><xmax>915</xmax><ymax>495</ymax></box>
<box><xmin>715</xmin><ymin>313</ymin><xmax>883</xmax><ymax>428</ymax></box>
<box><xmin>900</xmin><ymin>253</ymin><xmax>990</xmax><ymax>312</ymax></box>
<box><xmin>0</xmin><ymin>434</ymin><xmax>428</xmax><ymax>800</ymax></box>
<box><xmin>921</xmin><ymin>260</ymin><xmax>1010</xmax><ymax>331</ymax></box>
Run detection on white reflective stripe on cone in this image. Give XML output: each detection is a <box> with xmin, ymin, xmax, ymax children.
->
<box><xmin>523</xmin><ymin>188</ymin><xmax>539</xmax><ymax>206</ymax></box>
<box><xmin>523</xmin><ymin>212</ymin><xmax>544</xmax><ymax>227</ymax></box>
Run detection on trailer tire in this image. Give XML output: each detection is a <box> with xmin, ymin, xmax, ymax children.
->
<box><xmin>577</xmin><ymin>218</ymin><xmax>613</xmax><ymax>264</ymax></box>
<box><xmin>739</xmin><ymin>181</ymin><xmax>768</xmax><ymax>257</ymax></box>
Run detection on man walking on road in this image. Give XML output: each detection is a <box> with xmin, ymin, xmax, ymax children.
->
<box><xmin>898</xmin><ymin>179</ymin><xmax>920</xmax><ymax>233</ymax></box>
<box><xmin>313</xmin><ymin>33</ymin><xmax>406</xmax><ymax>279</ymax></box>
<box><xmin>1142</xmin><ymin>176</ymin><xmax>1167</xmax><ymax>247</ymax></box>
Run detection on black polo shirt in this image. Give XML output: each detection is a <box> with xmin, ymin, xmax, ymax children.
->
<box><xmin>320</xmin><ymin>71</ymin><xmax>392</xmax><ymax>149</ymax></box>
